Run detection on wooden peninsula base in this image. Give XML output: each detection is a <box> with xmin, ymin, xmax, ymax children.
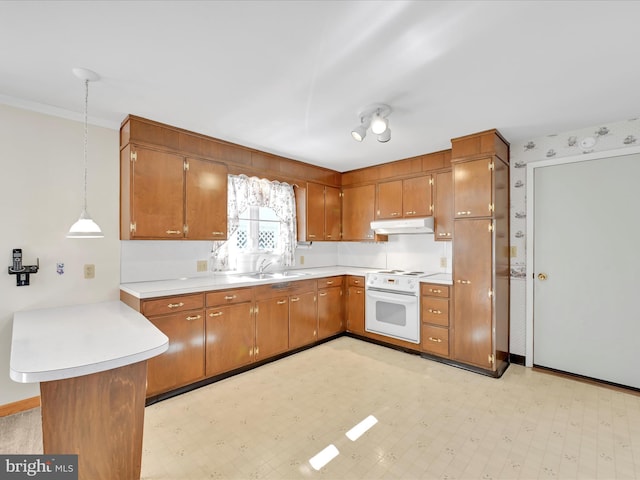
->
<box><xmin>40</xmin><ymin>361</ymin><xmax>147</xmax><ymax>480</ymax></box>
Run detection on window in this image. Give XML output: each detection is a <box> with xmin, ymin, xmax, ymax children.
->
<box><xmin>211</xmin><ymin>175</ymin><xmax>297</xmax><ymax>271</ymax></box>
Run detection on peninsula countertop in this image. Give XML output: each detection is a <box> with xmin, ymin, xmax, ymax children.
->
<box><xmin>120</xmin><ymin>266</ymin><xmax>453</xmax><ymax>299</ymax></box>
<box><xmin>10</xmin><ymin>300</ymin><xmax>169</xmax><ymax>383</ymax></box>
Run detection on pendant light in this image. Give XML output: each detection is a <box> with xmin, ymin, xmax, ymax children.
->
<box><xmin>67</xmin><ymin>68</ymin><xmax>104</xmax><ymax>238</ymax></box>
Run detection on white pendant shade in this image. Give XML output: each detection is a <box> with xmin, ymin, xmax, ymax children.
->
<box><xmin>67</xmin><ymin>209</ymin><xmax>104</xmax><ymax>238</ymax></box>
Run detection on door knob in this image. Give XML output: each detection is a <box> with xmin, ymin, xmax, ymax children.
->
<box><xmin>537</xmin><ymin>273</ymin><xmax>548</xmax><ymax>281</ymax></box>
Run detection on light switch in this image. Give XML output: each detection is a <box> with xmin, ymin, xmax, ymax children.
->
<box><xmin>84</xmin><ymin>264</ymin><xmax>95</xmax><ymax>279</ymax></box>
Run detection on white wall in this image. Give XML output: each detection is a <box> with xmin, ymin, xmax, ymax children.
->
<box><xmin>0</xmin><ymin>104</ymin><xmax>120</xmax><ymax>406</ymax></box>
<box><xmin>509</xmin><ymin>117</ymin><xmax>640</xmax><ymax>357</ymax></box>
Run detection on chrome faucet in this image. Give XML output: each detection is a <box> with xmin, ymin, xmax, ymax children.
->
<box><xmin>257</xmin><ymin>259</ymin><xmax>273</xmax><ymax>274</ymax></box>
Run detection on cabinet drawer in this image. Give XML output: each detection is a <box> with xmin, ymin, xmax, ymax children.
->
<box><xmin>317</xmin><ymin>276</ymin><xmax>343</xmax><ymax>289</ymax></box>
<box><xmin>422</xmin><ymin>298</ymin><xmax>449</xmax><ymax>327</ymax></box>
<box><xmin>421</xmin><ymin>283</ymin><xmax>449</xmax><ymax>298</ymax></box>
<box><xmin>206</xmin><ymin>288</ymin><xmax>253</xmax><ymax>306</ymax></box>
<box><xmin>142</xmin><ymin>293</ymin><xmax>204</xmax><ymax>317</ymax></box>
<box><xmin>348</xmin><ymin>275</ymin><xmax>365</xmax><ymax>287</ymax></box>
<box><xmin>422</xmin><ymin>325</ymin><xmax>449</xmax><ymax>357</ymax></box>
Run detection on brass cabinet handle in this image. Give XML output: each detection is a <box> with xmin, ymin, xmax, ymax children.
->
<box><xmin>538</xmin><ymin>273</ymin><xmax>548</xmax><ymax>281</ymax></box>
<box><xmin>211</xmin><ymin>231</ymin><xmax>225</xmax><ymax>236</ymax></box>
<box><xmin>354</xmin><ymin>280</ymin><xmax>360</xmax><ymax>284</ymax></box>
<box><xmin>390</xmin><ymin>212</ymin><xmax>400</xmax><ymax>216</ymax></box>
<box><xmin>456</xmin><ymin>211</ymin><xmax>471</xmax><ymax>216</ymax></box>
<box><xmin>167</xmin><ymin>302</ymin><xmax>184</xmax><ymax>309</ymax></box>
<box><xmin>290</xmin><ymin>297</ymin><xmax>300</xmax><ymax>302</ymax></box>
<box><xmin>326</xmin><ymin>234</ymin><xmax>332</xmax><ymax>238</ymax></box>
<box><xmin>356</xmin><ymin>290</ymin><xmax>362</xmax><ymax>294</ymax></box>
<box><xmin>277</xmin><ymin>299</ymin><xmax>287</xmax><ymax>305</ymax></box>
<box><xmin>326</xmin><ymin>281</ymin><xmax>333</xmax><ymax>285</ymax></box>
<box><xmin>405</xmin><ymin>211</ymin><xmax>416</xmax><ymax>215</ymax></box>
<box><xmin>166</xmin><ymin>230</ymin><xmax>182</xmax><ymax>234</ymax></box>
<box><xmin>428</xmin><ymin>309</ymin><xmax>442</xmax><ymax>314</ymax></box>
<box><xmin>456</xmin><ymin>280</ymin><xmax>471</xmax><ymax>285</ymax></box>
<box><xmin>224</xmin><ymin>295</ymin><xmax>237</xmax><ymax>301</ymax></box>
<box><xmin>429</xmin><ymin>289</ymin><xmax>442</xmax><ymax>294</ymax></box>
<box><xmin>186</xmin><ymin>315</ymin><xmax>201</xmax><ymax>321</ymax></box>
<box><xmin>209</xmin><ymin>311</ymin><xmax>223</xmax><ymax>317</ymax></box>
<box><xmin>319</xmin><ymin>292</ymin><xmax>327</xmax><ymax>297</ymax></box>
<box><xmin>308</xmin><ymin>234</ymin><xmax>316</xmax><ymax>238</ymax></box>
<box><xmin>428</xmin><ymin>337</ymin><xmax>442</xmax><ymax>343</ymax></box>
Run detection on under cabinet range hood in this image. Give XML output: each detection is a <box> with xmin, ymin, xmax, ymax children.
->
<box><xmin>370</xmin><ymin>216</ymin><xmax>434</xmax><ymax>234</ymax></box>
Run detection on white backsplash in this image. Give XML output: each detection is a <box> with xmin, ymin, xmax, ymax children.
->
<box><xmin>121</xmin><ymin>233</ymin><xmax>451</xmax><ymax>283</ymax></box>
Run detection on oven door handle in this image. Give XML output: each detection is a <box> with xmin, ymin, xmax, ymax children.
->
<box><xmin>366</xmin><ymin>288</ymin><xmax>417</xmax><ymax>304</ymax></box>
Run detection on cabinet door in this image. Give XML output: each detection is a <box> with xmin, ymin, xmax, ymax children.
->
<box><xmin>434</xmin><ymin>170</ymin><xmax>453</xmax><ymax>240</ymax></box>
<box><xmin>306</xmin><ymin>182</ymin><xmax>325</xmax><ymax>241</ymax></box>
<box><xmin>205</xmin><ymin>303</ymin><xmax>254</xmax><ymax>376</ymax></box>
<box><xmin>185</xmin><ymin>158</ymin><xmax>227</xmax><ymax>240</ymax></box>
<box><xmin>453</xmin><ymin>219</ymin><xmax>493</xmax><ymax>369</ymax></box>
<box><xmin>324</xmin><ymin>186</ymin><xmax>341</xmax><ymax>241</ymax></box>
<box><xmin>453</xmin><ymin>158</ymin><xmax>493</xmax><ymax>218</ymax></box>
<box><xmin>288</xmin><ymin>291</ymin><xmax>317</xmax><ymax>349</ymax></box>
<box><xmin>347</xmin><ymin>285</ymin><xmax>365</xmax><ymax>335</ymax></box>
<box><xmin>376</xmin><ymin>180</ymin><xmax>403</xmax><ymax>219</ymax></box>
<box><xmin>130</xmin><ymin>146</ymin><xmax>185</xmax><ymax>239</ymax></box>
<box><xmin>255</xmin><ymin>296</ymin><xmax>289</xmax><ymax>359</ymax></box>
<box><xmin>342</xmin><ymin>185</ymin><xmax>376</xmax><ymax>241</ymax></box>
<box><xmin>146</xmin><ymin>310</ymin><xmax>205</xmax><ymax>396</ymax></box>
<box><xmin>318</xmin><ymin>286</ymin><xmax>344</xmax><ymax>338</ymax></box>
<box><xmin>403</xmin><ymin>175</ymin><xmax>432</xmax><ymax>217</ymax></box>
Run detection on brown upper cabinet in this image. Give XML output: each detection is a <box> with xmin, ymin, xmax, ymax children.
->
<box><xmin>376</xmin><ymin>175</ymin><xmax>433</xmax><ymax>219</ymax></box>
<box><xmin>342</xmin><ymin>184</ymin><xmax>376</xmax><ymax>241</ymax></box>
<box><xmin>121</xmin><ymin>144</ymin><xmax>227</xmax><ymax>240</ymax></box>
<box><xmin>453</xmin><ymin>158</ymin><xmax>494</xmax><ymax>219</ymax></box>
<box><xmin>434</xmin><ymin>170</ymin><xmax>453</xmax><ymax>240</ymax></box>
<box><xmin>299</xmin><ymin>182</ymin><xmax>341</xmax><ymax>241</ymax></box>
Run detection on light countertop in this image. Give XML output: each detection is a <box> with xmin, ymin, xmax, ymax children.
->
<box><xmin>10</xmin><ymin>300</ymin><xmax>169</xmax><ymax>383</ymax></box>
<box><xmin>120</xmin><ymin>266</ymin><xmax>453</xmax><ymax>299</ymax></box>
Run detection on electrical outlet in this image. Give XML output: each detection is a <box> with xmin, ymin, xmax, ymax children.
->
<box><xmin>300</xmin><ymin>255</ymin><xmax>305</xmax><ymax>265</ymax></box>
<box><xmin>196</xmin><ymin>260</ymin><xmax>208</xmax><ymax>272</ymax></box>
<box><xmin>440</xmin><ymin>257</ymin><xmax>447</xmax><ymax>268</ymax></box>
<box><xmin>84</xmin><ymin>264</ymin><xmax>95</xmax><ymax>279</ymax></box>
<box><xmin>510</xmin><ymin>246</ymin><xmax>517</xmax><ymax>257</ymax></box>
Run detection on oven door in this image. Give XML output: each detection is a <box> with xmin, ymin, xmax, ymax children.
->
<box><xmin>365</xmin><ymin>288</ymin><xmax>420</xmax><ymax>344</ymax></box>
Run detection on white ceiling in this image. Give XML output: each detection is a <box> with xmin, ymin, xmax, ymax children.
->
<box><xmin>1</xmin><ymin>1</ymin><xmax>638</xmax><ymax>172</ymax></box>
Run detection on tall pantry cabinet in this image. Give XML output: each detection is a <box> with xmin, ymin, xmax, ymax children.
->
<box><xmin>451</xmin><ymin>130</ymin><xmax>510</xmax><ymax>376</ymax></box>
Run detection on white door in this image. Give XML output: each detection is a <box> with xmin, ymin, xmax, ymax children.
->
<box><xmin>533</xmin><ymin>152</ymin><xmax>640</xmax><ymax>388</ymax></box>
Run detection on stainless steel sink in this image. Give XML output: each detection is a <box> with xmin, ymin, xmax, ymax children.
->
<box><xmin>241</xmin><ymin>271</ymin><xmax>310</xmax><ymax>281</ymax></box>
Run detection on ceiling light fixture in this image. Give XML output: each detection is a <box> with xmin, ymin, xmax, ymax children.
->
<box><xmin>351</xmin><ymin>104</ymin><xmax>392</xmax><ymax>143</ymax></box>
<box><xmin>67</xmin><ymin>67</ymin><xmax>104</xmax><ymax>239</ymax></box>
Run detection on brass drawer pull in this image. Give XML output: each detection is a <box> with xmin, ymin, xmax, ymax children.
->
<box><xmin>166</xmin><ymin>230</ymin><xmax>182</xmax><ymax>234</ymax></box>
<box><xmin>186</xmin><ymin>315</ymin><xmax>201</xmax><ymax>321</ymax></box>
<box><xmin>290</xmin><ymin>297</ymin><xmax>300</xmax><ymax>302</ymax></box>
<box><xmin>428</xmin><ymin>337</ymin><xmax>442</xmax><ymax>343</ymax></box>
<box><xmin>326</xmin><ymin>281</ymin><xmax>334</xmax><ymax>285</ymax></box>
<box><xmin>277</xmin><ymin>299</ymin><xmax>287</xmax><ymax>305</ymax></box>
<box><xmin>209</xmin><ymin>312</ymin><xmax>223</xmax><ymax>317</ymax></box>
<box><xmin>456</xmin><ymin>211</ymin><xmax>471</xmax><ymax>216</ymax></box>
<box><xmin>224</xmin><ymin>295</ymin><xmax>237</xmax><ymax>301</ymax></box>
<box><xmin>167</xmin><ymin>302</ymin><xmax>184</xmax><ymax>309</ymax></box>
<box><xmin>429</xmin><ymin>289</ymin><xmax>442</xmax><ymax>294</ymax></box>
<box><xmin>405</xmin><ymin>211</ymin><xmax>416</xmax><ymax>215</ymax></box>
<box><xmin>308</xmin><ymin>234</ymin><xmax>316</xmax><ymax>238</ymax></box>
<box><xmin>456</xmin><ymin>280</ymin><xmax>471</xmax><ymax>284</ymax></box>
<box><xmin>390</xmin><ymin>212</ymin><xmax>399</xmax><ymax>216</ymax></box>
<box><xmin>211</xmin><ymin>231</ymin><xmax>225</xmax><ymax>236</ymax></box>
<box><xmin>319</xmin><ymin>292</ymin><xmax>327</xmax><ymax>297</ymax></box>
<box><xmin>428</xmin><ymin>309</ymin><xmax>442</xmax><ymax>314</ymax></box>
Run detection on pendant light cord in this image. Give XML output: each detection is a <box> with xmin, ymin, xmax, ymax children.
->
<box><xmin>83</xmin><ymin>78</ymin><xmax>89</xmax><ymax>213</ymax></box>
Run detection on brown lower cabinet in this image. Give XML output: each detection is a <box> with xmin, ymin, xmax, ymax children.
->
<box><xmin>205</xmin><ymin>302</ymin><xmax>254</xmax><ymax>377</ymax></box>
<box><xmin>421</xmin><ymin>283</ymin><xmax>451</xmax><ymax>358</ymax></box>
<box><xmin>346</xmin><ymin>275</ymin><xmax>365</xmax><ymax>335</ymax></box>
<box><xmin>145</xmin><ymin>308</ymin><xmax>206</xmax><ymax>396</ymax></box>
<box><xmin>317</xmin><ymin>276</ymin><xmax>344</xmax><ymax>338</ymax></box>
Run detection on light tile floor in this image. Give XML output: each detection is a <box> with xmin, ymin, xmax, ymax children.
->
<box><xmin>140</xmin><ymin>337</ymin><xmax>640</xmax><ymax>479</ymax></box>
<box><xmin>2</xmin><ymin>337</ymin><xmax>639</xmax><ymax>479</ymax></box>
